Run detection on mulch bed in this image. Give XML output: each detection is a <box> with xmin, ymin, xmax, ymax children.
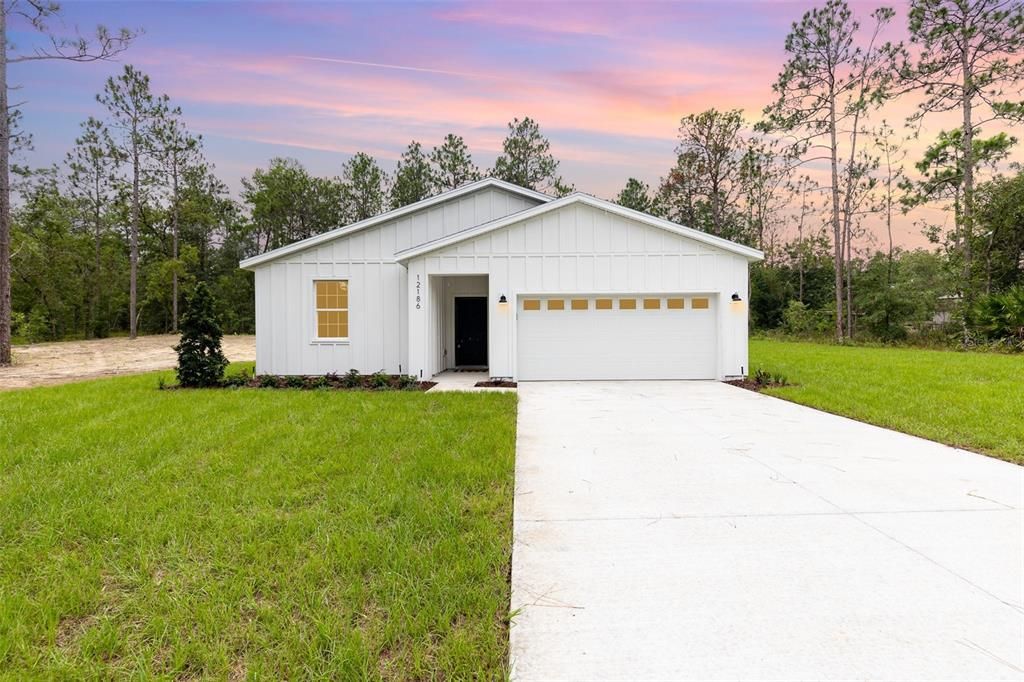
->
<box><xmin>474</xmin><ymin>380</ymin><xmax>517</xmax><ymax>388</ymax></box>
<box><xmin>164</xmin><ymin>373</ymin><xmax>436</xmax><ymax>392</ymax></box>
<box><xmin>726</xmin><ymin>379</ymin><xmax>788</xmax><ymax>393</ymax></box>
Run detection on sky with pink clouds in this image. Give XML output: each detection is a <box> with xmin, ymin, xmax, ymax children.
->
<box><xmin>12</xmin><ymin>1</ymin><xmax>1024</xmax><ymax>249</ymax></box>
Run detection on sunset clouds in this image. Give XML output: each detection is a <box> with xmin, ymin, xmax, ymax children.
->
<box><xmin>14</xmin><ymin>1</ymin><xmax>1022</xmax><ymax>248</ymax></box>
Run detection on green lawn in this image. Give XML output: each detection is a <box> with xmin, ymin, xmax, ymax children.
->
<box><xmin>750</xmin><ymin>339</ymin><xmax>1024</xmax><ymax>465</ymax></box>
<box><xmin>0</xmin><ymin>367</ymin><xmax>517</xmax><ymax>679</ymax></box>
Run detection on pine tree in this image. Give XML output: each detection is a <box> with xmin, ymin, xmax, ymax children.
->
<box><xmin>97</xmin><ymin>65</ymin><xmax>170</xmax><ymax>339</ymax></box>
<box><xmin>491</xmin><ymin>117</ymin><xmax>565</xmax><ymax>191</ymax></box>
<box><xmin>615</xmin><ymin>178</ymin><xmax>657</xmax><ymax>213</ymax></box>
<box><xmin>174</xmin><ymin>281</ymin><xmax>228</xmax><ymax>387</ymax></box>
<box><xmin>904</xmin><ymin>0</ymin><xmax>1024</xmax><ymax>303</ymax></box>
<box><xmin>390</xmin><ymin>141</ymin><xmax>434</xmax><ymax>208</ymax></box>
<box><xmin>429</xmin><ymin>134</ymin><xmax>480</xmax><ymax>190</ymax></box>
<box><xmin>341</xmin><ymin>152</ymin><xmax>387</xmax><ymax>221</ymax></box>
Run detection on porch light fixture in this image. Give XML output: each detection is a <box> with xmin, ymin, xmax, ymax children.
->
<box><xmin>731</xmin><ymin>293</ymin><xmax>742</xmax><ymax>302</ymax></box>
<box><xmin>498</xmin><ymin>294</ymin><xmax>508</xmax><ymax>305</ymax></box>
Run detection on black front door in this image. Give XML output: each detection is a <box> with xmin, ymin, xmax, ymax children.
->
<box><xmin>454</xmin><ymin>297</ymin><xmax>488</xmax><ymax>367</ymax></box>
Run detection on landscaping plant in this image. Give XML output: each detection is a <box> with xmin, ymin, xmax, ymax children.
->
<box><xmin>174</xmin><ymin>282</ymin><xmax>228</xmax><ymax>387</ymax></box>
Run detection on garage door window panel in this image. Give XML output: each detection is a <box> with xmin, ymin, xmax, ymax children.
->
<box><xmin>691</xmin><ymin>297</ymin><xmax>710</xmax><ymax>310</ymax></box>
<box><xmin>619</xmin><ymin>298</ymin><xmax>636</xmax><ymax>310</ymax></box>
<box><xmin>547</xmin><ymin>299</ymin><xmax>565</xmax><ymax>311</ymax></box>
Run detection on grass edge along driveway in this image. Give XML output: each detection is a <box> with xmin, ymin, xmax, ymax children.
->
<box><xmin>750</xmin><ymin>338</ymin><xmax>1024</xmax><ymax>465</ymax></box>
<box><xmin>0</xmin><ymin>367</ymin><xmax>517</xmax><ymax>679</ymax></box>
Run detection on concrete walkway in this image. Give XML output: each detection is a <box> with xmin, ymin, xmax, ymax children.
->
<box><xmin>510</xmin><ymin>381</ymin><xmax>1024</xmax><ymax>681</ymax></box>
<box><xmin>427</xmin><ymin>370</ymin><xmax>516</xmax><ymax>393</ymax></box>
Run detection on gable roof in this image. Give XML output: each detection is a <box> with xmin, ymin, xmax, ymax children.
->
<box><xmin>395</xmin><ymin>192</ymin><xmax>765</xmax><ymax>262</ymax></box>
<box><xmin>239</xmin><ymin>177</ymin><xmax>551</xmax><ymax>270</ymax></box>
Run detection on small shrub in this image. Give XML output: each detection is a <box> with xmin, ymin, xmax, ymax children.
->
<box><xmin>285</xmin><ymin>375</ymin><xmax>306</xmax><ymax>389</ymax></box>
<box><xmin>311</xmin><ymin>375</ymin><xmax>331</xmax><ymax>389</ymax></box>
<box><xmin>970</xmin><ymin>286</ymin><xmax>1024</xmax><ymax>349</ymax></box>
<box><xmin>221</xmin><ymin>371</ymin><xmax>250</xmax><ymax>388</ymax></box>
<box><xmin>369</xmin><ymin>371</ymin><xmax>390</xmax><ymax>390</ymax></box>
<box><xmin>257</xmin><ymin>374</ymin><xmax>279</xmax><ymax>389</ymax></box>
<box><xmin>342</xmin><ymin>369</ymin><xmax>362</xmax><ymax>389</ymax></box>
<box><xmin>753</xmin><ymin>368</ymin><xmax>788</xmax><ymax>387</ymax></box>
<box><xmin>397</xmin><ymin>374</ymin><xmax>418</xmax><ymax>390</ymax></box>
<box><xmin>175</xmin><ymin>282</ymin><xmax>229</xmax><ymax>388</ymax></box>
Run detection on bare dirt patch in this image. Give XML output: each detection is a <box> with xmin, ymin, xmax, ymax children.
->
<box><xmin>0</xmin><ymin>335</ymin><xmax>256</xmax><ymax>390</ymax></box>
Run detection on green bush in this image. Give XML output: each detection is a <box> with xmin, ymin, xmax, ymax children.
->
<box><xmin>397</xmin><ymin>374</ymin><xmax>419</xmax><ymax>390</ymax></box>
<box><xmin>174</xmin><ymin>283</ymin><xmax>229</xmax><ymax>387</ymax></box>
<box><xmin>342</xmin><ymin>369</ymin><xmax>362</xmax><ymax>389</ymax></box>
<box><xmin>971</xmin><ymin>286</ymin><xmax>1024</xmax><ymax>348</ymax></box>
<box><xmin>781</xmin><ymin>300</ymin><xmax>833</xmax><ymax>337</ymax></box>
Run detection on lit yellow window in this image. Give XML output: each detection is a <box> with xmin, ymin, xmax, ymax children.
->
<box><xmin>667</xmin><ymin>298</ymin><xmax>685</xmax><ymax>309</ymax></box>
<box><xmin>547</xmin><ymin>299</ymin><xmax>565</xmax><ymax>311</ymax></box>
<box><xmin>643</xmin><ymin>298</ymin><xmax>661</xmax><ymax>310</ymax></box>
<box><xmin>691</xmin><ymin>297</ymin><xmax>710</xmax><ymax>310</ymax></box>
<box><xmin>619</xmin><ymin>298</ymin><xmax>636</xmax><ymax>310</ymax></box>
<box><xmin>571</xmin><ymin>299</ymin><xmax>589</xmax><ymax>310</ymax></box>
<box><xmin>595</xmin><ymin>298</ymin><xmax>613</xmax><ymax>310</ymax></box>
<box><xmin>315</xmin><ymin>280</ymin><xmax>349</xmax><ymax>338</ymax></box>
<box><xmin>523</xmin><ymin>299</ymin><xmax>541</xmax><ymax>311</ymax></box>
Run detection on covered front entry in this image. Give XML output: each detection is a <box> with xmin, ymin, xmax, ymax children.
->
<box><xmin>516</xmin><ymin>293</ymin><xmax>717</xmax><ymax>380</ymax></box>
<box><xmin>432</xmin><ymin>274</ymin><xmax>489</xmax><ymax>372</ymax></box>
<box><xmin>454</xmin><ymin>297</ymin><xmax>488</xmax><ymax>366</ymax></box>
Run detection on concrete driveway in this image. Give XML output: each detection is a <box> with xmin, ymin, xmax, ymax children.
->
<box><xmin>510</xmin><ymin>381</ymin><xmax>1024</xmax><ymax>681</ymax></box>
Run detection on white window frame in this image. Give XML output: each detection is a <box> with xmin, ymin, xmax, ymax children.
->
<box><xmin>312</xmin><ymin>278</ymin><xmax>350</xmax><ymax>343</ymax></box>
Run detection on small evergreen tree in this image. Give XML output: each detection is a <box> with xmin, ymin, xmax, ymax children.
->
<box><xmin>390</xmin><ymin>141</ymin><xmax>434</xmax><ymax>208</ymax></box>
<box><xmin>175</xmin><ymin>282</ymin><xmax>228</xmax><ymax>387</ymax></box>
<box><xmin>616</xmin><ymin>178</ymin><xmax>657</xmax><ymax>213</ymax></box>
<box><xmin>430</xmin><ymin>133</ymin><xmax>480</xmax><ymax>190</ymax></box>
<box><xmin>492</xmin><ymin>117</ymin><xmax>565</xmax><ymax>191</ymax></box>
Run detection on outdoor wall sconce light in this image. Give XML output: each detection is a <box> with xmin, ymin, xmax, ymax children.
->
<box><xmin>731</xmin><ymin>292</ymin><xmax>742</xmax><ymax>302</ymax></box>
<box><xmin>498</xmin><ymin>294</ymin><xmax>508</xmax><ymax>305</ymax></box>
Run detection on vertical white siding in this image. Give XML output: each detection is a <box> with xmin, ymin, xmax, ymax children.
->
<box><xmin>253</xmin><ymin>186</ymin><xmax>542</xmax><ymax>375</ymax></box>
<box><xmin>407</xmin><ymin>203</ymin><xmax>752</xmax><ymax>380</ymax></box>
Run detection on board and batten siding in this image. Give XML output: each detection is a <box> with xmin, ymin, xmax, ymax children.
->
<box><xmin>406</xmin><ymin>202</ymin><xmax>751</xmax><ymax>380</ymax></box>
<box><xmin>253</xmin><ymin>186</ymin><xmax>543</xmax><ymax>375</ymax></box>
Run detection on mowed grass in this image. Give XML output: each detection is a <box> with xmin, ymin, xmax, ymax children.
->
<box><xmin>750</xmin><ymin>339</ymin><xmax>1024</xmax><ymax>464</ymax></box>
<box><xmin>0</xmin><ymin>366</ymin><xmax>518</xmax><ymax>679</ymax></box>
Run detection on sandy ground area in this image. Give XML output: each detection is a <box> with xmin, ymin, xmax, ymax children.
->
<box><xmin>0</xmin><ymin>335</ymin><xmax>256</xmax><ymax>390</ymax></box>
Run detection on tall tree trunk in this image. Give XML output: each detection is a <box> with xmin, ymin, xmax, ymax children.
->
<box><xmin>130</xmin><ymin>137</ymin><xmax>140</xmax><ymax>340</ymax></box>
<box><xmin>171</xmin><ymin>159</ymin><xmax>179</xmax><ymax>333</ymax></box>
<box><xmin>960</xmin><ymin>77</ymin><xmax>974</xmax><ymax>304</ymax></box>
<box><xmin>0</xmin><ymin>8</ymin><xmax>11</xmax><ymax>366</ymax></box>
<box><xmin>829</xmin><ymin>97</ymin><xmax>844</xmax><ymax>342</ymax></box>
<box><xmin>92</xmin><ymin>186</ymin><xmax>102</xmax><ymax>338</ymax></box>
<box><xmin>845</xmin><ymin>223</ymin><xmax>854</xmax><ymax>338</ymax></box>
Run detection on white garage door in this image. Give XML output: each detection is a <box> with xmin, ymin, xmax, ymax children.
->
<box><xmin>516</xmin><ymin>294</ymin><xmax>717</xmax><ymax>381</ymax></box>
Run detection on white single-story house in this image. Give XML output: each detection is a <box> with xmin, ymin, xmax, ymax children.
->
<box><xmin>240</xmin><ymin>178</ymin><xmax>763</xmax><ymax>382</ymax></box>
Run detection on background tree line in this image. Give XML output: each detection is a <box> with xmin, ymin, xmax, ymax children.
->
<box><xmin>612</xmin><ymin>0</ymin><xmax>1024</xmax><ymax>348</ymax></box>
<box><xmin>10</xmin><ymin>72</ymin><xmax>573</xmax><ymax>342</ymax></box>
<box><xmin>3</xmin><ymin>0</ymin><xmax>1024</xmax><ymax>355</ymax></box>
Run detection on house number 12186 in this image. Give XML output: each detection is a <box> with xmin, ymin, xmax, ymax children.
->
<box><xmin>415</xmin><ymin>274</ymin><xmax>421</xmax><ymax>309</ymax></box>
